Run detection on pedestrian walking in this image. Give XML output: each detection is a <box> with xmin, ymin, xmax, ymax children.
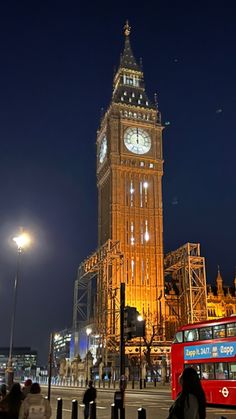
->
<box><xmin>167</xmin><ymin>367</ymin><xmax>206</xmax><ymax>419</ymax></box>
<box><xmin>82</xmin><ymin>380</ymin><xmax>96</xmax><ymax>419</ymax></box>
<box><xmin>0</xmin><ymin>382</ymin><xmax>23</xmax><ymax>419</ymax></box>
<box><xmin>22</xmin><ymin>380</ymin><xmax>32</xmax><ymax>400</ymax></box>
<box><xmin>19</xmin><ymin>382</ymin><xmax>51</xmax><ymax>419</ymax></box>
<box><xmin>0</xmin><ymin>384</ymin><xmax>7</xmax><ymax>401</ymax></box>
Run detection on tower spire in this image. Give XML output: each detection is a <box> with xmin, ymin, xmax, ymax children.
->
<box><xmin>119</xmin><ymin>20</ymin><xmax>140</xmax><ymax>71</ymax></box>
<box><xmin>216</xmin><ymin>265</ymin><xmax>224</xmax><ymax>296</ymax></box>
<box><xmin>124</xmin><ymin>20</ymin><xmax>131</xmax><ymax>37</ymax></box>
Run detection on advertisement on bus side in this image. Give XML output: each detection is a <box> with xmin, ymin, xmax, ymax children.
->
<box><xmin>184</xmin><ymin>342</ymin><xmax>236</xmax><ymax>360</ymax></box>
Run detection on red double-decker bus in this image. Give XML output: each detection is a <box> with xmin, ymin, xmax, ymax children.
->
<box><xmin>171</xmin><ymin>315</ymin><xmax>236</xmax><ymax>405</ymax></box>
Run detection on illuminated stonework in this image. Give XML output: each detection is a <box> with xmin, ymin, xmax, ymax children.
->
<box><xmin>207</xmin><ymin>268</ymin><xmax>236</xmax><ymax>319</ymax></box>
<box><xmin>96</xmin><ymin>25</ymin><xmax>165</xmax><ymax>339</ymax></box>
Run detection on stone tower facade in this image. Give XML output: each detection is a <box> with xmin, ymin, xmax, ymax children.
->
<box><xmin>96</xmin><ymin>22</ymin><xmax>165</xmax><ymax>338</ymax></box>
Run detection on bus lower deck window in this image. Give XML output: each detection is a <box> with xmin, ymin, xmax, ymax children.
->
<box><xmin>215</xmin><ymin>363</ymin><xmax>228</xmax><ymax>379</ymax></box>
<box><xmin>201</xmin><ymin>363</ymin><xmax>214</xmax><ymax>380</ymax></box>
<box><xmin>229</xmin><ymin>363</ymin><xmax>236</xmax><ymax>379</ymax></box>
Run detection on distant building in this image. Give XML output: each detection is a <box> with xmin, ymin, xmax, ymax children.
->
<box><xmin>53</xmin><ymin>329</ymin><xmax>71</xmax><ymax>365</ymax></box>
<box><xmin>165</xmin><ymin>266</ymin><xmax>236</xmax><ymax>337</ymax></box>
<box><xmin>207</xmin><ymin>268</ymin><xmax>236</xmax><ymax>319</ymax></box>
<box><xmin>0</xmin><ymin>347</ymin><xmax>37</xmax><ymax>379</ymax></box>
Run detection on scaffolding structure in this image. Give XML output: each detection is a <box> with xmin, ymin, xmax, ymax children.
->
<box><xmin>73</xmin><ymin>240</ymin><xmax>123</xmax><ymax>354</ymax></box>
<box><xmin>164</xmin><ymin>243</ymin><xmax>207</xmax><ymax>325</ymax></box>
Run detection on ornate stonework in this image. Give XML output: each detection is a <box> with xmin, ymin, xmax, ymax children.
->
<box><xmin>207</xmin><ymin>268</ymin><xmax>236</xmax><ymax>319</ymax></box>
<box><xmin>96</xmin><ymin>26</ymin><xmax>165</xmax><ymax>339</ymax></box>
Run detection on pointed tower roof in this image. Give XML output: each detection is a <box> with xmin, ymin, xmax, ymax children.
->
<box><xmin>216</xmin><ymin>265</ymin><xmax>223</xmax><ymax>282</ymax></box>
<box><xmin>216</xmin><ymin>265</ymin><xmax>224</xmax><ymax>295</ymax></box>
<box><xmin>119</xmin><ymin>21</ymin><xmax>140</xmax><ymax>71</ymax></box>
<box><xmin>112</xmin><ymin>21</ymin><xmax>155</xmax><ymax>110</ymax></box>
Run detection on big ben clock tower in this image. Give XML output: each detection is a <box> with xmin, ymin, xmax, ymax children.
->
<box><xmin>96</xmin><ymin>22</ymin><xmax>165</xmax><ymax>339</ymax></box>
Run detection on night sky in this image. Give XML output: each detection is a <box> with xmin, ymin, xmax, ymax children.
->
<box><xmin>0</xmin><ymin>1</ymin><xmax>235</xmax><ymax>364</ymax></box>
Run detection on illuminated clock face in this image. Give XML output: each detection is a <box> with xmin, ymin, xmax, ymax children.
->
<box><xmin>124</xmin><ymin>127</ymin><xmax>151</xmax><ymax>154</ymax></box>
<box><xmin>99</xmin><ymin>136</ymin><xmax>107</xmax><ymax>163</ymax></box>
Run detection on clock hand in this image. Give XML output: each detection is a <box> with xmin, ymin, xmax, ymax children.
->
<box><xmin>136</xmin><ymin>128</ymin><xmax>139</xmax><ymax>144</ymax></box>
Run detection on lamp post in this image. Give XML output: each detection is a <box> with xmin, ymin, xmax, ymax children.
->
<box><xmin>137</xmin><ymin>315</ymin><xmax>143</xmax><ymax>389</ymax></box>
<box><xmin>7</xmin><ymin>232</ymin><xmax>31</xmax><ymax>388</ymax></box>
<box><xmin>86</xmin><ymin>327</ymin><xmax>92</xmax><ymax>386</ymax></box>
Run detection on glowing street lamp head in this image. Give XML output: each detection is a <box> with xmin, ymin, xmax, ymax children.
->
<box><xmin>137</xmin><ymin>315</ymin><xmax>143</xmax><ymax>322</ymax></box>
<box><xmin>13</xmin><ymin>233</ymin><xmax>31</xmax><ymax>251</ymax></box>
<box><xmin>86</xmin><ymin>327</ymin><xmax>92</xmax><ymax>336</ymax></box>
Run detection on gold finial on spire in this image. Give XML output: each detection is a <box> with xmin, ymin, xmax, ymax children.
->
<box><xmin>124</xmin><ymin>20</ymin><xmax>131</xmax><ymax>36</ymax></box>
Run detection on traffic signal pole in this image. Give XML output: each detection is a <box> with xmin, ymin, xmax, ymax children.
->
<box><xmin>120</xmin><ymin>282</ymin><xmax>126</xmax><ymax>419</ymax></box>
<box><xmin>120</xmin><ymin>282</ymin><xmax>125</xmax><ymax>378</ymax></box>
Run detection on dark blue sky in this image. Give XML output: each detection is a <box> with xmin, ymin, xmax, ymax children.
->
<box><xmin>0</xmin><ymin>1</ymin><xmax>235</xmax><ymax>363</ymax></box>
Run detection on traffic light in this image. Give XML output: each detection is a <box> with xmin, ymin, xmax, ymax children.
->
<box><xmin>124</xmin><ymin>306</ymin><xmax>145</xmax><ymax>340</ymax></box>
<box><xmin>124</xmin><ymin>306</ymin><xmax>136</xmax><ymax>340</ymax></box>
<box><xmin>136</xmin><ymin>318</ymin><xmax>146</xmax><ymax>338</ymax></box>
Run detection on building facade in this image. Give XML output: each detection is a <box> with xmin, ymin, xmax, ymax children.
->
<box><xmin>53</xmin><ymin>329</ymin><xmax>72</xmax><ymax>365</ymax></box>
<box><xmin>207</xmin><ymin>268</ymin><xmax>236</xmax><ymax>319</ymax></box>
<box><xmin>0</xmin><ymin>347</ymin><xmax>37</xmax><ymax>379</ymax></box>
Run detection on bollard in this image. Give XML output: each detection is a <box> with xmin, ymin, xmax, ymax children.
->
<box><xmin>143</xmin><ymin>379</ymin><xmax>146</xmax><ymax>388</ymax></box>
<box><xmin>90</xmin><ymin>401</ymin><xmax>96</xmax><ymax>419</ymax></box>
<box><xmin>154</xmin><ymin>378</ymin><xmax>157</xmax><ymax>387</ymax></box>
<box><xmin>71</xmin><ymin>399</ymin><xmax>78</xmax><ymax>419</ymax></box>
<box><xmin>138</xmin><ymin>407</ymin><xmax>146</xmax><ymax>419</ymax></box>
<box><xmin>111</xmin><ymin>403</ymin><xmax>119</xmax><ymax>419</ymax></box>
<box><xmin>113</xmin><ymin>380</ymin><xmax>116</xmax><ymax>389</ymax></box>
<box><xmin>56</xmin><ymin>398</ymin><xmax>63</xmax><ymax>419</ymax></box>
<box><xmin>103</xmin><ymin>379</ymin><xmax>105</xmax><ymax>388</ymax></box>
<box><xmin>139</xmin><ymin>378</ymin><xmax>142</xmax><ymax>389</ymax></box>
<box><xmin>98</xmin><ymin>379</ymin><xmax>101</xmax><ymax>388</ymax></box>
<box><xmin>132</xmin><ymin>379</ymin><xmax>134</xmax><ymax>389</ymax></box>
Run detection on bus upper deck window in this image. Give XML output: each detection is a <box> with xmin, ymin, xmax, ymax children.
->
<box><xmin>213</xmin><ymin>324</ymin><xmax>226</xmax><ymax>339</ymax></box>
<box><xmin>184</xmin><ymin>329</ymin><xmax>199</xmax><ymax>342</ymax></box>
<box><xmin>173</xmin><ymin>331</ymin><xmax>183</xmax><ymax>343</ymax></box>
<box><xmin>227</xmin><ymin>323</ymin><xmax>236</xmax><ymax>337</ymax></box>
<box><xmin>199</xmin><ymin>327</ymin><xmax>213</xmax><ymax>340</ymax></box>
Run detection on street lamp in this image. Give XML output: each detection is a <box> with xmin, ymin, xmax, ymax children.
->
<box><xmin>86</xmin><ymin>327</ymin><xmax>92</xmax><ymax>386</ymax></box>
<box><xmin>137</xmin><ymin>315</ymin><xmax>143</xmax><ymax>389</ymax></box>
<box><xmin>7</xmin><ymin>232</ymin><xmax>31</xmax><ymax>388</ymax></box>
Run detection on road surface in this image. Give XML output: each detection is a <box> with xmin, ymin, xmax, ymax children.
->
<box><xmin>42</xmin><ymin>385</ymin><xmax>236</xmax><ymax>419</ymax></box>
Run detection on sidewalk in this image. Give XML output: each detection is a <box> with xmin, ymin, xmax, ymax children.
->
<box><xmin>46</xmin><ymin>381</ymin><xmax>171</xmax><ymax>394</ymax></box>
